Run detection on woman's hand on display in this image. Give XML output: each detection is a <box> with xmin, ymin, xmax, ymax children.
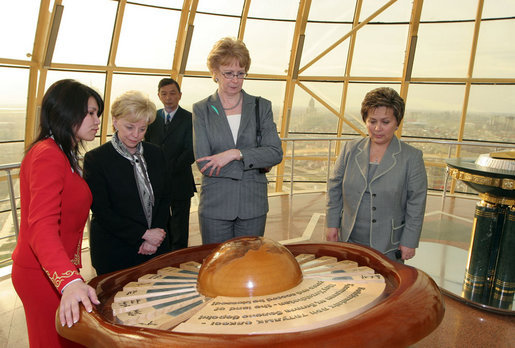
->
<box><xmin>59</xmin><ymin>280</ymin><xmax>100</xmax><ymax>328</ymax></box>
<box><xmin>399</xmin><ymin>245</ymin><xmax>416</xmax><ymax>260</ymax></box>
<box><xmin>138</xmin><ymin>240</ymin><xmax>158</xmax><ymax>255</ymax></box>
<box><xmin>197</xmin><ymin>149</ymin><xmax>240</xmax><ymax>177</ymax></box>
<box><xmin>142</xmin><ymin>228</ymin><xmax>165</xmax><ymax>247</ymax></box>
<box><xmin>326</xmin><ymin>227</ymin><xmax>339</xmax><ymax>242</ymax></box>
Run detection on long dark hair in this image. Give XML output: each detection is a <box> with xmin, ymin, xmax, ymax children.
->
<box><xmin>28</xmin><ymin>79</ymin><xmax>104</xmax><ymax>172</ymax></box>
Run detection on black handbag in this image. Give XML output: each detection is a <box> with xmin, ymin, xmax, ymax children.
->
<box><xmin>255</xmin><ymin>97</ymin><xmax>272</xmax><ymax>174</ymax></box>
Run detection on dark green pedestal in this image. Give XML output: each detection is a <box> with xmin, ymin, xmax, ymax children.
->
<box><xmin>489</xmin><ymin>207</ymin><xmax>515</xmax><ymax>309</ymax></box>
<box><xmin>462</xmin><ymin>202</ymin><xmax>502</xmax><ymax>303</ymax></box>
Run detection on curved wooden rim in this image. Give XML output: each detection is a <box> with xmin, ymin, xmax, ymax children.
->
<box><xmin>56</xmin><ymin>242</ymin><xmax>445</xmax><ymax>348</ymax></box>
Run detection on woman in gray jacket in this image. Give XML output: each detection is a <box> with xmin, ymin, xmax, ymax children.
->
<box><xmin>326</xmin><ymin>87</ymin><xmax>427</xmax><ymax>261</ymax></box>
<box><xmin>193</xmin><ymin>37</ymin><xmax>283</xmax><ymax>244</ymax></box>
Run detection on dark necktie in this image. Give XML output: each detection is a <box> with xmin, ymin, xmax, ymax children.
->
<box><xmin>166</xmin><ymin>113</ymin><xmax>171</xmax><ymax>124</ymax></box>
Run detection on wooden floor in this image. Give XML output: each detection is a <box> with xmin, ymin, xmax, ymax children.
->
<box><xmin>1</xmin><ymin>192</ymin><xmax>514</xmax><ymax>347</ymax></box>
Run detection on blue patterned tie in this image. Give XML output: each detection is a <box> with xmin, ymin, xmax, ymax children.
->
<box><xmin>166</xmin><ymin>113</ymin><xmax>171</xmax><ymax>124</ymax></box>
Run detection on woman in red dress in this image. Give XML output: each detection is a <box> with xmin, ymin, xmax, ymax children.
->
<box><xmin>11</xmin><ymin>79</ymin><xmax>103</xmax><ymax>347</ymax></box>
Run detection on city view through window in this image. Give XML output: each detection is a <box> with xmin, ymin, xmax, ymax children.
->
<box><xmin>1</xmin><ymin>0</ymin><xmax>514</xmax><ymax>266</ymax></box>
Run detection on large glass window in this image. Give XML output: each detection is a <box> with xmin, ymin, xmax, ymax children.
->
<box><xmin>464</xmin><ymin>85</ymin><xmax>515</xmax><ymax>143</ymax></box>
<box><xmin>290</xmin><ymin>85</ymin><xmax>340</xmax><ymax>135</ymax></box>
<box><xmin>351</xmin><ymin>24</ymin><xmax>408</xmax><ymax>77</ymax></box>
<box><xmin>420</xmin><ymin>0</ymin><xmax>477</xmax><ymax>21</ymax></box>
<box><xmin>412</xmin><ymin>22</ymin><xmax>474</xmax><ymax>78</ymax></box>
<box><xmin>0</xmin><ymin>67</ymin><xmax>30</xmax><ymax>164</ymax></box>
<box><xmin>52</xmin><ymin>0</ymin><xmax>117</xmax><ymax>66</ymax></box>
<box><xmin>248</xmin><ymin>0</ymin><xmax>299</xmax><ymax>20</ymax></box>
<box><xmin>131</xmin><ymin>0</ymin><xmax>183</xmax><ymax>9</ymax></box>
<box><xmin>473</xmin><ymin>19</ymin><xmax>515</xmax><ymax>78</ymax></box>
<box><xmin>116</xmin><ymin>4</ymin><xmax>181</xmax><ymax>69</ymax></box>
<box><xmin>186</xmin><ymin>13</ymin><xmax>240</xmax><ymax>72</ymax></box>
<box><xmin>197</xmin><ymin>0</ymin><xmax>244</xmax><ymax>16</ymax></box>
<box><xmin>360</xmin><ymin>0</ymin><xmax>412</xmax><ymax>22</ymax></box>
<box><xmin>308</xmin><ymin>0</ymin><xmax>355</xmax><ymax>22</ymax></box>
<box><xmin>404</xmin><ymin>83</ymin><xmax>465</xmax><ymax>140</ymax></box>
<box><xmin>242</xmin><ymin>79</ymin><xmax>286</xmax><ymax>126</ymax></box>
<box><xmin>301</xmin><ymin>22</ymin><xmax>351</xmax><ymax>77</ymax></box>
<box><xmin>0</xmin><ymin>1</ymin><xmax>40</xmax><ymax>60</ymax></box>
<box><xmin>244</xmin><ymin>18</ymin><xmax>295</xmax><ymax>75</ymax></box>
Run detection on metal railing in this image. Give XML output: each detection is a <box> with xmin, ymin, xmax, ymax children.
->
<box><xmin>272</xmin><ymin>136</ymin><xmax>515</xmax><ymax>197</ymax></box>
<box><xmin>1</xmin><ymin>138</ymin><xmax>514</xmax><ymax>266</ymax></box>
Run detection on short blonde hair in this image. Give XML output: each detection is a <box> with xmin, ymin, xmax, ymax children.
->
<box><xmin>111</xmin><ymin>90</ymin><xmax>156</xmax><ymax>124</ymax></box>
<box><xmin>207</xmin><ymin>37</ymin><xmax>251</xmax><ymax>79</ymax></box>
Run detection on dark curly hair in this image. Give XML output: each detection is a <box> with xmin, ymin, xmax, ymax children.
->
<box><xmin>361</xmin><ymin>87</ymin><xmax>405</xmax><ymax>124</ymax></box>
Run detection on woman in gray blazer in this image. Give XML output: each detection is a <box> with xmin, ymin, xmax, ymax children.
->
<box><xmin>326</xmin><ymin>87</ymin><xmax>427</xmax><ymax>262</ymax></box>
<box><xmin>193</xmin><ymin>37</ymin><xmax>283</xmax><ymax>244</ymax></box>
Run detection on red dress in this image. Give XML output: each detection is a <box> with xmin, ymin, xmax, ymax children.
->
<box><xmin>12</xmin><ymin>138</ymin><xmax>91</xmax><ymax>347</ymax></box>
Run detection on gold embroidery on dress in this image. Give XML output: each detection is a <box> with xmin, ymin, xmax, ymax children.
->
<box><xmin>71</xmin><ymin>241</ymin><xmax>81</xmax><ymax>266</ymax></box>
<box><xmin>44</xmin><ymin>269</ymin><xmax>80</xmax><ymax>288</ymax></box>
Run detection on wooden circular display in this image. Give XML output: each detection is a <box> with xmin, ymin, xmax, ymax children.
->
<box><xmin>197</xmin><ymin>237</ymin><xmax>303</xmax><ymax>297</ymax></box>
<box><xmin>56</xmin><ymin>242</ymin><xmax>445</xmax><ymax>347</ymax></box>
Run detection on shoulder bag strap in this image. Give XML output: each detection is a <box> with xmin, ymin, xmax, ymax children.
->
<box><xmin>255</xmin><ymin>96</ymin><xmax>261</xmax><ymax>147</ymax></box>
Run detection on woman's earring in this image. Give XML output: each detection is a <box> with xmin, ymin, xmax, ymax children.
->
<box><xmin>215</xmin><ymin>78</ymin><xmax>219</xmax><ymax>82</ymax></box>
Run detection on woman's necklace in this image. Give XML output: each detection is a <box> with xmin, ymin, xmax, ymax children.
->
<box><xmin>222</xmin><ymin>92</ymin><xmax>242</xmax><ymax>111</ymax></box>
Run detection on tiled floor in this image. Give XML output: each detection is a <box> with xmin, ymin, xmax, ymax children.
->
<box><xmin>1</xmin><ymin>192</ymin><xmax>514</xmax><ymax>347</ymax></box>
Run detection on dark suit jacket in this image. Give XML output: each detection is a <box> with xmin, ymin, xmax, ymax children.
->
<box><xmin>83</xmin><ymin>142</ymin><xmax>171</xmax><ymax>275</ymax></box>
<box><xmin>145</xmin><ymin>106</ymin><xmax>196</xmax><ymax>201</ymax></box>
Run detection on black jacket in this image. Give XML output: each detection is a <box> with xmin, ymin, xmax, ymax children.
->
<box><xmin>145</xmin><ymin>106</ymin><xmax>196</xmax><ymax>201</ymax></box>
<box><xmin>83</xmin><ymin>142</ymin><xmax>171</xmax><ymax>275</ymax></box>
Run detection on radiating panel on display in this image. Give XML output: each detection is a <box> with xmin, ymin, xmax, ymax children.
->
<box><xmin>248</xmin><ymin>0</ymin><xmax>299</xmax><ymax>20</ymax></box>
<box><xmin>244</xmin><ymin>19</ymin><xmax>295</xmax><ymax>75</ymax></box>
<box><xmin>0</xmin><ymin>67</ymin><xmax>29</xmax><ymax>143</ymax></box>
<box><xmin>185</xmin><ymin>13</ymin><xmax>240</xmax><ymax>72</ymax></box>
<box><xmin>116</xmin><ymin>4</ymin><xmax>180</xmax><ymax>69</ymax></box>
<box><xmin>197</xmin><ymin>0</ymin><xmax>244</xmax><ymax>16</ymax></box>
<box><xmin>0</xmin><ymin>1</ymin><xmax>40</xmax><ymax>60</ymax></box>
<box><xmin>308</xmin><ymin>0</ymin><xmax>355</xmax><ymax>22</ymax></box>
<box><xmin>411</xmin><ymin>22</ymin><xmax>474</xmax><ymax>78</ymax></box>
<box><xmin>473</xmin><ymin>20</ymin><xmax>515</xmax><ymax>78</ymax></box>
<box><xmin>359</xmin><ymin>0</ymin><xmax>412</xmax><ymax>22</ymax></box>
<box><xmin>420</xmin><ymin>0</ymin><xmax>477</xmax><ymax>21</ymax></box>
<box><xmin>464</xmin><ymin>85</ymin><xmax>515</xmax><ymax>143</ymax></box>
<box><xmin>52</xmin><ymin>0</ymin><xmax>117</xmax><ymax>66</ymax></box>
<box><xmin>350</xmin><ymin>24</ymin><xmax>408</xmax><ymax>77</ymax></box>
<box><xmin>289</xmin><ymin>86</ymin><xmax>341</xmax><ymax>135</ymax></box>
<box><xmin>300</xmin><ymin>22</ymin><xmax>351</xmax><ymax>77</ymax></box>
<box><xmin>403</xmin><ymin>83</ymin><xmax>464</xmax><ymax>139</ymax></box>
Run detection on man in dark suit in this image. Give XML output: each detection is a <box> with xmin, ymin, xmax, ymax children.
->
<box><xmin>145</xmin><ymin>78</ymin><xmax>196</xmax><ymax>250</ymax></box>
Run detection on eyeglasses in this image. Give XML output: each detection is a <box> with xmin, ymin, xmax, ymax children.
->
<box><xmin>221</xmin><ymin>72</ymin><xmax>247</xmax><ymax>80</ymax></box>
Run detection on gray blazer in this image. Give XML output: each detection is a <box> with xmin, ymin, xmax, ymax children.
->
<box><xmin>192</xmin><ymin>90</ymin><xmax>283</xmax><ymax>220</ymax></box>
<box><xmin>326</xmin><ymin>136</ymin><xmax>427</xmax><ymax>254</ymax></box>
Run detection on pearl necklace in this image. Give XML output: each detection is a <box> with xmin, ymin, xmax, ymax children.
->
<box><xmin>222</xmin><ymin>92</ymin><xmax>242</xmax><ymax>111</ymax></box>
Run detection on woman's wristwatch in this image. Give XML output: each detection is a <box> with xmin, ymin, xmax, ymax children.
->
<box><xmin>239</xmin><ymin>150</ymin><xmax>244</xmax><ymax>161</ymax></box>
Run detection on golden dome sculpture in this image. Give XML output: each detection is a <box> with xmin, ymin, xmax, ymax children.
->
<box><xmin>196</xmin><ymin>236</ymin><xmax>303</xmax><ymax>297</ymax></box>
